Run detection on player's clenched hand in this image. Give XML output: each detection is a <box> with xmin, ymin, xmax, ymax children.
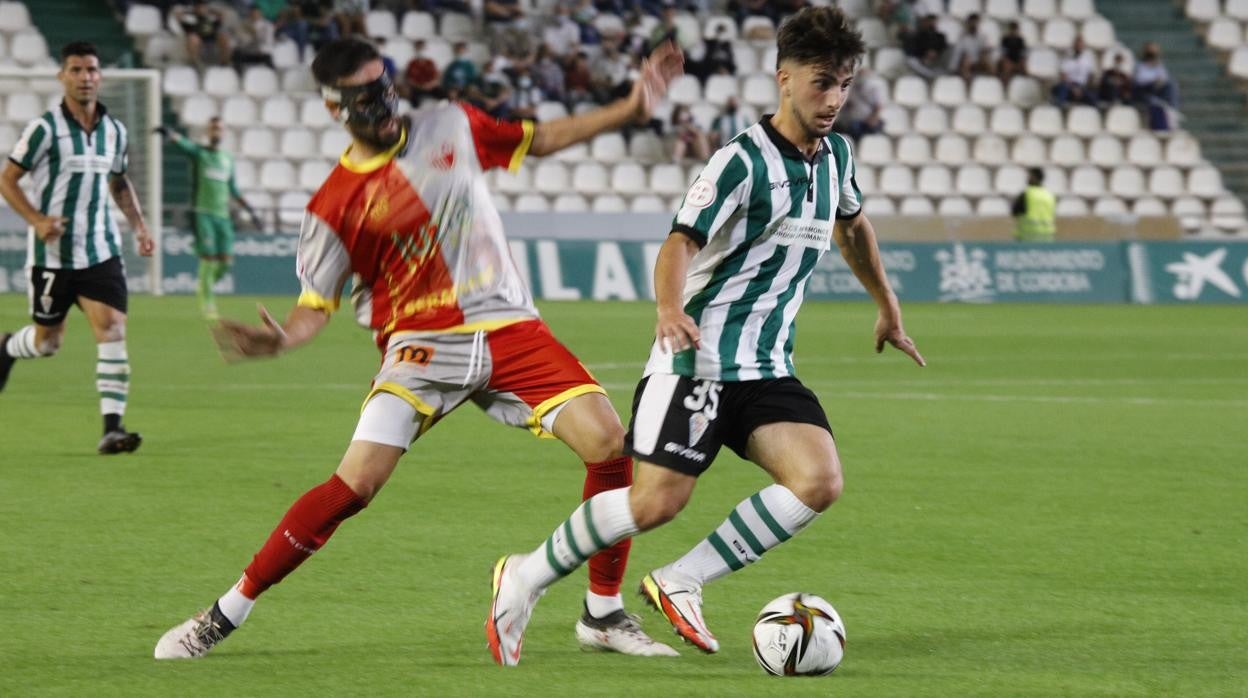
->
<box><xmin>211</xmin><ymin>304</ymin><xmax>288</xmax><ymax>362</ymax></box>
<box><xmin>874</xmin><ymin>309</ymin><xmax>925</xmax><ymax>367</ymax></box>
<box><xmin>631</xmin><ymin>40</ymin><xmax>685</xmax><ymax>121</ymax></box>
<box><xmin>33</xmin><ymin>215</ymin><xmax>66</xmax><ymax>242</ymax></box>
<box><xmin>656</xmin><ymin>306</ymin><xmax>700</xmax><ymax>354</ymax></box>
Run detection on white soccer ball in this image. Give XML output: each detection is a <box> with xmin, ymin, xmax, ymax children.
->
<box><xmin>751</xmin><ymin>592</ymin><xmax>846</xmax><ymax>676</ymax></box>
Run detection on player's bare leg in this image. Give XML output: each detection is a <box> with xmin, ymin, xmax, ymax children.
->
<box><xmin>80</xmin><ymin>297</ymin><xmax>141</xmax><ymax>454</ymax></box>
<box><xmin>551</xmin><ymin>393</ymin><xmax>678</xmax><ymax>657</ymax></box>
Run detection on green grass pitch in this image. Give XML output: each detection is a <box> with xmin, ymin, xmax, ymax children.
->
<box><xmin>1</xmin><ymin>296</ymin><xmax>1245</xmax><ymax>696</ymax></box>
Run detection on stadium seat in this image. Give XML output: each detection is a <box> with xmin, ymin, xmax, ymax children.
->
<box><xmin>202</xmin><ymin>66</ymin><xmax>239</xmax><ymax>97</ymax></box>
<box><xmin>495</xmin><ymin>165</ymin><xmax>532</xmax><ymax>195</ymax></box>
<box><xmin>365</xmin><ymin>9</ymin><xmax>397</xmax><ymax>39</ymax></box>
<box><xmin>1044</xmin><ymin>166</ymin><xmax>1069</xmax><ymax>195</ymax></box>
<box><xmin>650</xmin><ymin>164</ymin><xmax>687</xmax><ymax>196</ymax></box>
<box><xmin>592</xmin><ymin>13</ymin><xmax>626</xmax><ymax>38</ymax></box>
<box><xmin>840</xmin><ymin>0</ymin><xmax>871</xmax><ymax>17</ymax></box>
<box><xmin>1093</xmin><ymin>197</ymin><xmax>1128</xmax><ymax>216</ymax></box>
<box><xmin>937</xmin><ymin>16</ymin><xmax>964</xmax><ymax>44</ymax></box>
<box><xmin>977</xmin><ymin>197</ymin><xmax>1012</xmax><ymax>215</ymax></box>
<box><xmin>879</xmin><ymin>105</ymin><xmax>911</xmax><ymax>136</ymax></box>
<box><xmin>241</xmin><ymin>127</ymin><xmax>277</xmax><ymax>159</ymax></box>
<box><xmin>1041</xmin><ymin>17</ymin><xmax>1076</xmax><ymax>51</ymax></box>
<box><xmin>951</xmin><ymin>105</ymin><xmax>987</xmax><ymax>136</ymax></box>
<box><xmin>611</xmin><ymin>163</ymin><xmax>649</xmax><ymax>195</ymax></box>
<box><xmin>319</xmin><ymin>129</ymin><xmax>350</xmax><ymax>159</ymax></box>
<box><xmin>939</xmin><ymin>197</ymin><xmax>974</xmax><ymax>216</ymax></box>
<box><xmin>0</xmin><ymin>1</ymin><xmax>31</xmax><ymax>32</ymax></box>
<box><xmin>857</xmin><ymin>134</ymin><xmax>892</xmax><ymax>166</ymax></box>
<box><xmin>591</xmin><ymin>195</ymin><xmax>627</xmax><ymax>213</ymax></box>
<box><xmin>276</xmin><ymin>190</ymin><xmax>310</xmax><ymax>228</ymax></box>
<box><xmin>535</xmin><ymin>101</ymin><xmax>567</xmax><ymax>122</ymax></box>
<box><xmin>514</xmin><ymin>193</ymin><xmax>550</xmax><ymax>213</ymax></box>
<box><xmin>1088</xmin><ymin>135</ymin><xmax>1124</xmax><ymax>167</ymax></box>
<box><xmin>1148</xmin><ymin>166</ymin><xmax>1184</xmax><ymax>197</ymax></box>
<box><xmin>1185</xmin><ymin>0</ymin><xmax>1220</xmax><ymax>22</ymax></box>
<box><xmin>703</xmin><ymin>14</ymin><xmax>738</xmax><ymax>41</ymax></box>
<box><xmin>220</xmin><ymin>96</ymin><xmax>258</xmax><ymax>128</ymax></box>
<box><xmin>0</xmin><ymin>124</ymin><xmax>16</xmax><ymax>154</ymax></box>
<box><xmin>261</xmin><ymin>96</ymin><xmax>297</xmax><ymax>128</ymax></box>
<box><xmin>0</xmin><ymin>33</ymin><xmax>8</xmax><ymax>60</ymax></box>
<box><xmin>974</xmin><ymin>135</ymin><xmax>1010</xmax><ymax>166</ymax></box>
<box><xmin>1049</xmin><ymin>135</ymin><xmax>1085</xmax><ymax>166</ymax></box>
<box><xmin>280</xmin><ymin>129</ymin><xmax>317</xmax><ymax>161</ymax></box>
<box><xmin>1210</xmin><ymin>196</ymin><xmax>1245</xmax><ymax>223</ymax></box>
<box><xmin>299</xmin><ymin>160</ymin><xmax>331</xmax><ymax>190</ymax></box>
<box><xmin>1026</xmin><ymin>47</ymin><xmax>1059</xmax><ymax>81</ymax></box>
<box><xmin>125</xmin><ymin>4</ymin><xmax>162</xmax><ymax>36</ymax></box>
<box><xmin>553</xmin><ymin>194</ymin><xmax>589</xmax><ymax>212</ymax></box>
<box><xmin>1060</xmin><ymin>0</ymin><xmax>1095</xmax><ymax>19</ymax></box>
<box><xmin>532</xmin><ymin>161</ymin><xmax>570</xmax><ymax>194</ymax></box>
<box><xmin>858</xmin><ymin>17</ymin><xmax>890</xmax><ymax>48</ymax></box>
<box><xmin>271</xmin><ymin>39</ymin><xmax>300</xmax><ymax>69</ymax></box>
<box><xmin>493</xmin><ymin>194</ymin><xmax>512</xmax><ymax>212</ymax></box>
<box><xmin>1070</xmin><ymin>166</ymin><xmax>1106</xmax><ymax>196</ymax></box>
<box><xmin>854</xmin><ymin>165</ymin><xmax>876</xmax><ymax>192</ymax></box>
<box><xmin>913</xmin><ymin>105</ymin><xmax>949</xmax><ymax>137</ymax></box>
<box><xmin>1133</xmin><ymin>197</ymin><xmax>1167</xmax><ymax>216</ymax></box>
<box><xmin>439</xmin><ymin>13</ymin><xmax>475</xmax><ymax>42</ymax></box>
<box><xmin>704</xmin><ymin>75</ymin><xmax>739</xmax><ymax>106</ymax></box>
<box><xmin>181</xmin><ymin>95</ymin><xmax>218</xmax><ymax>127</ymax></box>
<box><xmin>1206</xmin><ymin>18</ymin><xmax>1242</xmax><ymax>51</ymax></box>
<box><xmin>1067</xmin><ymin>106</ymin><xmax>1102</xmax><ymax>137</ymax></box>
<box><xmin>1104</xmin><ymin>105</ymin><xmax>1141</xmax><ymax>136</ymax></box>
<box><xmin>1171</xmin><ymin>197</ymin><xmax>1207</xmax><ymax>228</ymax></box>
<box><xmin>1055</xmin><ymin>197</ymin><xmax>1089</xmax><ymax>216</ymax></box>
<box><xmin>899</xmin><ymin>196</ymin><xmax>934</xmax><ymax>215</ymax></box>
<box><xmin>381</xmin><ymin>39</ymin><xmax>414</xmax><ymax>69</ymax></box>
<box><xmin>985</xmin><ymin>0</ymin><xmax>1020</xmax><ymax>21</ymax></box>
<box><xmin>1188</xmin><ymin>166</ymin><xmax>1224</xmax><ymax>198</ymax></box>
<box><xmin>892</xmin><ymin>76</ymin><xmax>928</xmax><ymax>108</ymax></box>
<box><xmin>1165</xmin><ymin>133</ymin><xmax>1203</xmax><ymax>166</ymax></box>
<box><xmin>917</xmin><ymin>165</ymin><xmax>953</xmax><ymax>197</ymax></box>
<box><xmin>629</xmin><ymin>132</ymin><xmax>667</xmax><ymax>163</ymax></box>
<box><xmin>873</xmin><ymin>47</ymin><xmax>907</xmax><ymax>78</ymax></box>
<box><xmin>863</xmin><ymin>196</ymin><xmax>896</xmax><ymax>216</ymax></box>
<box><xmin>1227</xmin><ymin>0</ymin><xmax>1248</xmax><ymax>20</ymax></box>
<box><xmin>896</xmin><ymin>135</ymin><xmax>932</xmax><ymax>165</ymax></box>
<box><xmin>879</xmin><ymin>165</ymin><xmax>914</xmax><ymax>197</ymax></box>
<box><xmin>631</xmin><ymin>195</ymin><xmax>667</xmax><ymax>213</ymax></box>
<box><xmin>1027</xmin><ymin>105</ymin><xmax>1063</xmax><ymax>137</ymax></box>
<box><xmin>988</xmin><ymin>104</ymin><xmax>1025</xmax><ymax>136</ymax></box>
<box><xmin>741</xmin><ymin>15</ymin><xmax>775</xmax><ymax>40</ymax></box>
<box><xmin>1023</xmin><ymin>0</ymin><xmax>1057</xmax><ymax>18</ymax></box>
<box><xmin>424</xmin><ymin>39</ymin><xmax>454</xmax><ymax>70</ymax></box>
<box><xmin>934</xmin><ymin>134</ymin><xmax>970</xmax><ymax>164</ymax></box>
<box><xmin>1011</xmin><ymin>135</ymin><xmax>1046</xmax><ymax>166</ymax></box>
<box><xmin>742</xmin><ymin>75</ymin><xmax>777</xmax><ymax>107</ymax></box>
<box><xmin>401</xmin><ymin>11</ymin><xmax>436</xmax><ymax>39</ymax></box>
<box><xmin>282</xmin><ymin>66</ymin><xmax>317</xmax><ymax>93</ymax></box>
<box><xmin>956</xmin><ymin>165</ymin><xmax>992</xmax><ymax>196</ymax></box>
<box><xmin>590</xmin><ymin>133</ymin><xmax>627</xmax><ymax>162</ymax></box>
<box><xmin>260</xmin><ymin>161</ymin><xmax>296</xmax><ymax>192</ymax></box>
<box><xmin>299</xmin><ymin>97</ymin><xmax>332</xmax><ymax>129</ymax></box>
<box><xmin>970</xmin><ymin>76</ymin><xmax>1005</xmax><ymax>106</ymax></box>
<box><xmin>689</xmin><ymin>103</ymin><xmax>719</xmax><ymax>131</ymax></box>
<box><xmin>1007</xmin><ymin>76</ymin><xmax>1044</xmax><ymax>108</ymax></box>
<box><xmin>571</xmin><ymin>162</ymin><xmax>610</xmax><ymax>194</ymax></box>
<box><xmin>552</xmin><ymin>142</ymin><xmax>588</xmax><ymax>163</ymax></box>
<box><xmin>1130</xmin><ymin>135</ymin><xmax>1169</xmax><ymax>169</ymax></box>
<box><xmin>1109</xmin><ymin>166</ymin><xmax>1145</xmax><ymax>198</ymax></box>
<box><xmin>731</xmin><ymin>44</ymin><xmax>758</xmax><ymax>74</ymax></box>
<box><xmin>930</xmin><ymin>77</ymin><xmax>967</xmax><ymax>109</ymax></box>
<box><xmin>667</xmin><ymin>75</ymin><xmax>702</xmax><ymax>106</ymax></box>
<box><xmin>10</xmin><ymin>31</ymin><xmax>48</xmax><ymax>66</ymax></box>
<box><xmin>995</xmin><ymin>164</ymin><xmax>1028</xmax><ymax>193</ymax></box>
<box><xmin>5</xmin><ymin>92</ymin><xmax>40</xmax><ymax>122</ymax></box>
<box><xmin>233</xmin><ymin>159</ymin><xmax>257</xmax><ymax>190</ymax></box>
<box><xmin>1080</xmin><ymin>17</ymin><xmax>1116</xmax><ymax>50</ymax></box>
<box><xmin>948</xmin><ymin>0</ymin><xmax>984</xmax><ymax>18</ymax></box>
<box><xmin>241</xmin><ymin>67</ymin><xmax>279</xmax><ymax>97</ymax></box>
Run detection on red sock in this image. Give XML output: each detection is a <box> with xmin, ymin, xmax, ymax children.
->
<box><xmin>239</xmin><ymin>474</ymin><xmax>366</xmax><ymax>599</ymax></box>
<box><xmin>583</xmin><ymin>456</ymin><xmax>633</xmax><ymax>596</ymax></box>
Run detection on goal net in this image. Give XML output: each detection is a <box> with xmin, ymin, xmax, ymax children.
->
<box><xmin>0</xmin><ymin>67</ymin><xmax>163</xmax><ymax>296</ymax></box>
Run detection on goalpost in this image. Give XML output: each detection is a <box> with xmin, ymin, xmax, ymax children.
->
<box><xmin>0</xmin><ymin>67</ymin><xmax>163</xmax><ymax>295</ymax></box>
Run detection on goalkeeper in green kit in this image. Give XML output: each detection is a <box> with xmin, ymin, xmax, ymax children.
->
<box><xmin>156</xmin><ymin>117</ymin><xmax>261</xmax><ymax>318</ymax></box>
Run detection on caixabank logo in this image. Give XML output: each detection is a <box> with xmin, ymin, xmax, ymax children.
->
<box><xmin>1164</xmin><ymin>247</ymin><xmax>1243</xmax><ymax>301</ymax></box>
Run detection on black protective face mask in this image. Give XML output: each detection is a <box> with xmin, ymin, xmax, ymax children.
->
<box><xmin>322</xmin><ymin>72</ymin><xmax>398</xmax><ymax>128</ymax></box>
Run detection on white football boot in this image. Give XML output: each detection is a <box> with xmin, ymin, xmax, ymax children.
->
<box><xmin>638</xmin><ymin>568</ymin><xmax>719</xmax><ymax>653</ymax></box>
<box><xmin>575</xmin><ymin>604</ymin><xmax>679</xmax><ymax>656</ymax></box>
<box><xmin>485</xmin><ymin>554</ymin><xmax>541</xmax><ymax>666</ymax></box>
<box><xmin>154</xmin><ymin>603</ymin><xmax>236</xmax><ymax>659</ymax></box>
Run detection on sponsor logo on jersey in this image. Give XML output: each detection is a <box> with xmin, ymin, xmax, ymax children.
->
<box><xmin>685</xmin><ymin>179</ymin><xmax>716</xmax><ymax>209</ymax></box>
<box><xmin>770</xmin><ymin>217</ymin><xmax>832</xmax><ymax>250</ymax></box>
<box><xmin>396</xmin><ymin>344</ymin><xmax>435</xmax><ymax>366</ymax></box>
<box><xmin>431</xmin><ymin>142</ymin><xmax>455</xmax><ymax>170</ymax></box>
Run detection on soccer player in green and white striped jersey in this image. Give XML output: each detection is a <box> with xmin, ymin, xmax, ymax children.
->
<box><xmin>0</xmin><ymin>42</ymin><xmax>154</xmax><ymax>454</ymax></box>
<box><xmin>486</xmin><ymin>7</ymin><xmax>926</xmax><ymax>664</ymax></box>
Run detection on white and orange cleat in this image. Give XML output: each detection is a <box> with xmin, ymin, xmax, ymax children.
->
<box><xmin>638</xmin><ymin>569</ymin><xmax>719</xmax><ymax>653</ymax></box>
<box><xmin>485</xmin><ymin>554</ymin><xmax>541</xmax><ymax>666</ymax></box>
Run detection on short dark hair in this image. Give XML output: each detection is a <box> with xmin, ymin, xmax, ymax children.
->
<box><xmin>60</xmin><ymin>41</ymin><xmax>98</xmax><ymax>65</ymax></box>
<box><xmin>1028</xmin><ymin>167</ymin><xmax>1045</xmax><ymax>184</ymax></box>
<box><xmin>312</xmin><ymin>38</ymin><xmax>381</xmax><ymax>87</ymax></box>
<box><xmin>776</xmin><ymin>7</ymin><xmax>865</xmax><ymax>73</ymax></box>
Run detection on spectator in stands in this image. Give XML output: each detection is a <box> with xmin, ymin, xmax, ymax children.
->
<box><xmin>565</xmin><ymin>51</ymin><xmax>595</xmax><ymax>104</ymax></box>
<box><xmin>997</xmin><ymin>20</ymin><xmax>1028</xmax><ymax>83</ymax></box>
<box><xmin>401</xmin><ymin>39</ymin><xmax>442</xmax><ymax>106</ymax></box>
<box><xmin>733</xmin><ymin>0</ymin><xmax>778</xmax><ymax>40</ymax></box>
<box><xmin>1051</xmin><ymin>35</ymin><xmax>1097</xmax><ymax>108</ymax></box>
<box><xmin>904</xmin><ymin>14</ymin><xmax>947</xmax><ymax>80</ymax></box>
<box><xmin>670</xmin><ymin>104</ymin><xmax>710</xmax><ymax>162</ymax></box>
<box><xmin>253</xmin><ymin>0</ymin><xmax>288</xmax><ymax>21</ymax></box>
<box><xmin>1012</xmin><ymin>168</ymin><xmax>1057</xmax><ymax>242</ymax></box>
<box><xmin>648</xmin><ymin>5</ymin><xmax>689</xmax><ymax>52</ymax></box>
<box><xmin>485</xmin><ymin>0</ymin><xmax>525</xmax><ymax>26</ymax></box>
<box><xmin>695</xmin><ymin>23</ymin><xmax>737</xmax><ymax>82</ymax></box>
<box><xmin>1133</xmin><ymin>41</ymin><xmax>1178</xmax><ymax>109</ymax></box>
<box><xmin>543</xmin><ymin>2</ymin><xmax>583</xmax><ymax>57</ymax></box>
<box><xmin>1097</xmin><ymin>53</ymin><xmax>1132</xmax><ymax>107</ymax></box>
<box><xmin>412</xmin><ymin>0</ymin><xmax>472</xmax><ymax>15</ymax></box>
<box><xmin>533</xmin><ymin>44</ymin><xmax>567</xmax><ymax>103</ymax></box>
<box><xmin>275</xmin><ymin>5</ymin><xmax>312</xmax><ymax>60</ymax></box>
<box><xmin>878</xmin><ymin>0</ymin><xmax>938</xmax><ymax>44</ymax></box>
<box><xmin>833</xmin><ymin>66</ymin><xmax>887</xmax><ymax>143</ymax></box>
<box><xmin>947</xmin><ymin>13</ymin><xmax>995</xmax><ymax>81</ymax></box>
<box><xmin>709</xmin><ymin>95</ymin><xmax>749</xmax><ymax>148</ymax></box>
<box><xmin>333</xmin><ymin>0</ymin><xmax>367</xmax><ymax>36</ymax></box>
<box><xmin>175</xmin><ymin>1</ymin><xmax>233</xmax><ymax>68</ymax></box>
<box><xmin>507</xmin><ymin>63</ymin><xmax>545</xmax><ymax>120</ymax></box>
<box><xmin>232</xmin><ymin>6</ymin><xmax>276</xmax><ymax>70</ymax></box>
<box><xmin>441</xmin><ymin>42</ymin><xmax>478</xmax><ymax>98</ymax></box>
<box><xmin>591</xmin><ymin>37</ymin><xmax>633</xmax><ymax>101</ymax></box>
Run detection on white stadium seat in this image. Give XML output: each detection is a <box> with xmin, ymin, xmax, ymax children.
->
<box><xmin>1070</xmin><ymin>166</ymin><xmax>1106</xmax><ymax>196</ymax></box>
<box><xmin>880</xmin><ymin>105</ymin><xmax>911</xmax><ymax>136</ymax></box>
<box><xmin>11</xmin><ymin>31</ymin><xmax>49</xmax><ymax>65</ymax></box>
<box><xmin>278</xmin><ymin>191</ymin><xmax>310</xmax><ymax>228</ymax></box>
<box><xmin>935</xmin><ymin>134</ymin><xmax>970</xmax><ymax>164</ymax></box>
<box><xmin>220</xmin><ymin>95</ymin><xmax>257</xmax><ymax>127</ymax></box>
<box><xmin>1044</xmin><ymin>166</ymin><xmax>1069</xmax><ymax>195</ymax></box>
<box><xmin>1109</xmin><ymin>166</ymin><xmax>1146</xmax><ymax>198</ymax></box>
<box><xmin>1060</xmin><ymin>0</ymin><xmax>1095</xmax><ymax>19</ymax></box>
<box><xmin>282</xmin><ymin>66</ymin><xmax>317</xmax><ymax>93</ymax></box>
<box><xmin>232</xmin><ymin>159</ymin><xmax>257</xmax><ymax>190</ymax></box>
<box><xmin>1081</xmin><ymin>17</ymin><xmax>1116</xmax><ymax>50</ymax></box>
<box><xmin>319</xmin><ymin>129</ymin><xmax>350</xmax><ymax>159</ymax></box>
<box><xmin>592</xmin><ymin>195</ymin><xmax>627</xmax><ymax>213</ymax></box>
<box><xmin>261</xmin><ymin>96</ymin><xmax>297</xmax><ymax>128</ymax></box>
<box><xmin>365</xmin><ymin>9</ymin><xmax>397</xmax><ymax>39</ymax></box>
<box><xmin>163</xmin><ymin>66</ymin><xmax>200</xmax><ymax>99</ymax></box>
<box><xmin>1104</xmin><ymin>105</ymin><xmax>1141</xmax><ymax>136</ymax></box>
<box><xmin>1126</xmin><ymin>134</ymin><xmax>1163</xmax><ymax>166</ymax></box>
<box><xmin>973</xmin><ymin>135</ymin><xmax>1010</xmax><ymax>166</ymax></box>
<box><xmin>495</xmin><ymin>165</ymin><xmax>532</xmax><ymax>195</ymax></box>
<box><xmin>611</xmin><ymin>163</ymin><xmax>649</xmax><ymax>195</ymax></box>
<box><xmin>858</xmin><ymin>18</ymin><xmax>891</xmax><ymax>48</ymax></box>
<box><xmin>1023</xmin><ymin>0</ymin><xmax>1057</xmax><ymax>19</ymax></box>
<box><xmin>492</xmin><ymin>194</ymin><xmax>512</xmax><ymax>212</ymax></box>
<box><xmin>1027</xmin><ymin>105</ymin><xmax>1063</xmax><ymax>137</ymax></box>
<box><xmin>854</xmin><ymin>165</ymin><xmax>876</xmax><ymax>192</ymax></box>
<box><xmin>989</xmin><ymin>104</ymin><xmax>1025</xmax><ymax>136</ymax></box>
<box><xmin>1048</xmin><ymin>135</ymin><xmax>1085</xmax><ymax>166</ymax></box>
<box><xmin>271</xmin><ymin>38</ymin><xmax>300</xmax><ymax>69</ymax></box>
<box><xmin>514</xmin><ymin>194</ymin><xmax>549</xmax><ymax>213</ymax></box>
<box><xmin>970</xmin><ymin>76</ymin><xmax>1005</xmax><ymax>106</ymax></box>
<box><xmin>956</xmin><ymin>165</ymin><xmax>992</xmax><ymax>197</ymax></box>
<box><xmin>985</xmin><ymin>0</ymin><xmax>1020</xmax><ymax>22</ymax></box>
<box><xmin>931</xmin><ymin>76</ymin><xmax>967</xmax><ymax>107</ymax></box>
<box><xmin>1056</xmin><ymin>197</ymin><xmax>1089</xmax><ymax>216</ymax></box>
<box><xmin>949</xmin><ymin>0</ymin><xmax>984</xmax><ymax>18</ymax></box>
<box><xmin>896</xmin><ymin>135</ymin><xmax>932</xmax><ymax>165</ymax></box>
<box><xmin>280</xmin><ymin>129</ymin><xmax>317</xmax><ymax>161</ymax></box>
<box><xmin>260</xmin><ymin>161</ymin><xmax>296</xmax><ymax>191</ymax></box>
<box><xmin>1148</xmin><ymin>166</ymin><xmax>1184</xmax><ymax>198</ymax></box>
<box><xmin>299</xmin><ymin>160</ymin><xmax>331</xmax><ymax>190</ymax></box>
<box><xmin>1185</xmin><ymin>0</ymin><xmax>1220</xmax><ymax>22</ymax></box>
<box><xmin>1067</xmin><ymin>106</ymin><xmax>1102</xmax><ymax>137</ymax></box>
<box><xmin>977</xmin><ymin>197</ymin><xmax>1012</xmax><ymax>216</ymax></box>
<box><xmin>951</xmin><ymin>105</ymin><xmax>987</xmax><ymax>136</ymax></box>
<box><xmin>439</xmin><ymin>13</ymin><xmax>475</xmax><ymax>42</ymax></box>
<box><xmin>381</xmin><ymin>39</ymin><xmax>414</xmax><ymax>70</ymax></box>
<box><xmin>1007</xmin><ymin>76</ymin><xmax>1044</xmax><ymax>108</ymax></box>
<box><xmin>1093</xmin><ymin>197</ymin><xmax>1128</xmax><ymax>216</ymax></box>
<box><xmin>629</xmin><ymin>132</ymin><xmax>667</xmax><ymax>163</ymax></box>
<box><xmin>731</xmin><ymin>44</ymin><xmax>758</xmax><ymax>74</ymax></box>
<box><xmin>553</xmin><ymin>194</ymin><xmax>589</xmax><ymax>213</ymax></box>
<box><xmin>939</xmin><ymin>197</ymin><xmax>974</xmax><ymax>216</ymax></box>
<box><xmin>1165</xmin><ymin>133</ymin><xmax>1203</xmax><ymax>166</ymax></box>
<box><xmin>912</xmin><ymin>105</ymin><xmax>949</xmax><ymax>137</ymax></box>
<box><xmin>863</xmin><ymin>196</ymin><xmax>896</xmax><ymax>217</ymax></box>
<box><xmin>873</xmin><ymin>47</ymin><xmax>907</xmax><ymax>78</ymax></box>
<box><xmin>590</xmin><ymin>133</ymin><xmax>627</xmax><ymax>162</ymax></box>
<box><xmin>879</xmin><ymin>165</ymin><xmax>915</xmax><ymax>197</ymax></box>
<box><xmin>703</xmin><ymin>15</ymin><xmax>738</xmax><ymax>41</ymax></box>
<box><xmin>1171</xmin><ymin>197</ymin><xmax>1207</xmax><ymax>228</ymax></box>
<box><xmin>181</xmin><ymin>95</ymin><xmax>218</xmax><ymax>127</ymax></box>
<box><xmin>667</xmin><ymin>75</ymin><xmax>701</xmax><ymax>106</ymax></box>
<box><xmin>1228</xmin><ymin>0</ymin><xmax>1248</xmax><ymax>20</ymax></box>
<box><xmin>571</xmin><ymin>162</ymin><xmax>610</xmax><ymax>195</ymax></box>
<box><xmin>552</xmin><ymin>142</ymin><xmax>588</xmax><ymax>163</ymax></box>
<box><xmin>300</xmin><ymin>97</ymin><xmax>332</xmax><ymax>129</ymax></box>
<box><xmin>1011</xmin><ymin>135</ymin><xmax>1046</xmax><ymax>166</ymax></box>
<box><xmin>242</xmin><ymin>66</ymin><xmax>279</xmax><ymax>97</ymax></box>
<box><xmin>0</xmin><ymin>1</ymin><xmax>32</xmax><ymax>32</ymax></box>
<box><xmin>0</xmin><ymin>124</ymin><xmax>16</xmax><ymax>154</ymax></box>
<box><xmin>703</xmin><ymin>75</ymin><xmax>739</xmax><ymax>106</ymax></box>
<box><xmin>995</xmin><ymin>165</ymin><xmax>1028</xmax><ymax>193</ymax></box>
<box><xmin>125</xmin><ymin>4</ymin><xmax>162</xmax><ymax>36</ymax></box>
<box><xmin>857</xmin><ymin>134</ymin><xmax>892</xmax><ymax>166</ymax></box>
<box><xmin>1206</xmin><ymin>18</ymin><xmax>1242</xmax><ymax>51</ymax></box>
<box><xmin>1027</xmin><ymin>47</ymin><xmax>1060</xmax><ymax>81</ymax></box>
<box><xmin>631</xmin><ymin>195</ymin><xmax>667</xmax><ymax>213</ymax></box>
<box><xmin>202</xmin><ymin>66</ymin><xmax>239</xmax><ymax>97</ymax></box>
<box><xmin>5</xmin><ymin>92</ymin><xmax>41</xmax><ymax>122</ymax></box>
<box><xmin>1133</xmin><ymin>197</ymin><xmax>1168</xmax><ymax>216</ymax></box>
<box><xmin>532</xmin><ymin>161</ymin><xmax>570</xmax><ymax>194</ymax></box>
<box><xmin>650</xmin><ymin>164</ymin><xmax>688</xmax><ymax>196</ymax></box>
<box><xmin>241</xmin><ymin>128</ymin><xmax>277</xmax><ymax>159</ymax></box>
<box><xmin>917</xmin><ymin>165</ymin><xmax>953</xmax><ymax>197</ymax></box>
<box><xmin>1188</xmin><ymin>166</ymin><xmax>1224</xmax><ymax>198</ymax></box>
<box><xmin>401</xmin><ymin>11</ymin><xmax>436</xmax><ymax>39</ymax></box>
<box><xmin>742</xmin><ymin>75</ymin><xmax>777</xmax><ymax>107</ymax></box>
<box><xmin>1228</xmin><ymin>47</ymin><xmax>1248</xmax><ymax>79</ymax></box>
<box><xmin>892</xmin><ymin>76</ymin><xmax>928</xmax><ymax>108</ymax></box>
<box><xmin>535</xmin><ymin>101</ymin><xmax>567</xmax><ymax>122</ymax></box>
<box><xmin>1041</xmin><ymin>17</ymin><xmax>1077</xmax><ymax>51</ymax></box>
<box><xmin>1088</xmin><ymin>135</ymin><xmax>1124</xmax><ymax>167</ymax></box>
<box><xmin>899</xmin><ymin>196</ymin><xmax>934</xmax><ymax>215</ymax></box>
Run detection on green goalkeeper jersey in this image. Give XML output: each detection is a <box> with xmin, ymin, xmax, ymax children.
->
<box><xmin>172</xmin><ymin>134</ymin><xmax>241</xmax><ymax>218</ymax></box>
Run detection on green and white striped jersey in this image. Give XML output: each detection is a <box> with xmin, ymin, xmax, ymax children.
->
<box><xmin>8</xmin><ymin>101</ymin><xmax>130</xmax><ymax>270</ymax></box>
<box><xmin>644</xmin><ymin>116</ymin><xmax>862</xmax><ymax>381</ymax></box>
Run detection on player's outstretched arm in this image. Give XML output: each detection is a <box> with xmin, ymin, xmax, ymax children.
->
<box><xmin>833</xmin><ymin>213</ymin><xmax>925</xmax><ymax>367</ymax></box>
<box><xmin>528</xmin><ymin>40</ymin><xmax>684</xmax><ymax>156</ymax></box>
<box><xmin>211</xmin><ymin>304</ymin><xmax>329</xmax><ymax>362</ymax></box>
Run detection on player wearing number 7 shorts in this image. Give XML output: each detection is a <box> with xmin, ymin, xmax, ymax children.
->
<box><xmin>153</xmin><ymin>36</ymin><xmax>686</xmax><ymax>661</ymax></box>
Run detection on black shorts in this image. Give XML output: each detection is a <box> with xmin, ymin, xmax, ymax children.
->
<box><xmin>623</xmin><ymin>374</ymin><xmax>833</xmax><ymax>476</ymax></box>
<box><xmin>28</xmin><ymin>256</ymin><xmax>128</xmax><ymax>326</ymax></box>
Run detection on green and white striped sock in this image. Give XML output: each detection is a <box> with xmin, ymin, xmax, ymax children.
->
<box><xmin>515</xmin><ymin>487</ymin><xmax>638</xmax><ymax>590</ymax></box>
<box><xmin>97</xmin><ymin>341</ymin><xmax>129</xmax><ymax>420</ymax></box>
<box><xmin>665</xmin><ymin>484</ymin><xmax>818</xmax><ymax>585</ymax></box>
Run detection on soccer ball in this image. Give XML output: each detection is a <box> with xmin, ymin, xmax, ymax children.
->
<box><xmin>751</xmin><ymin>593</ymin><xmax>846</xmax><ymax>676</ymax></box>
